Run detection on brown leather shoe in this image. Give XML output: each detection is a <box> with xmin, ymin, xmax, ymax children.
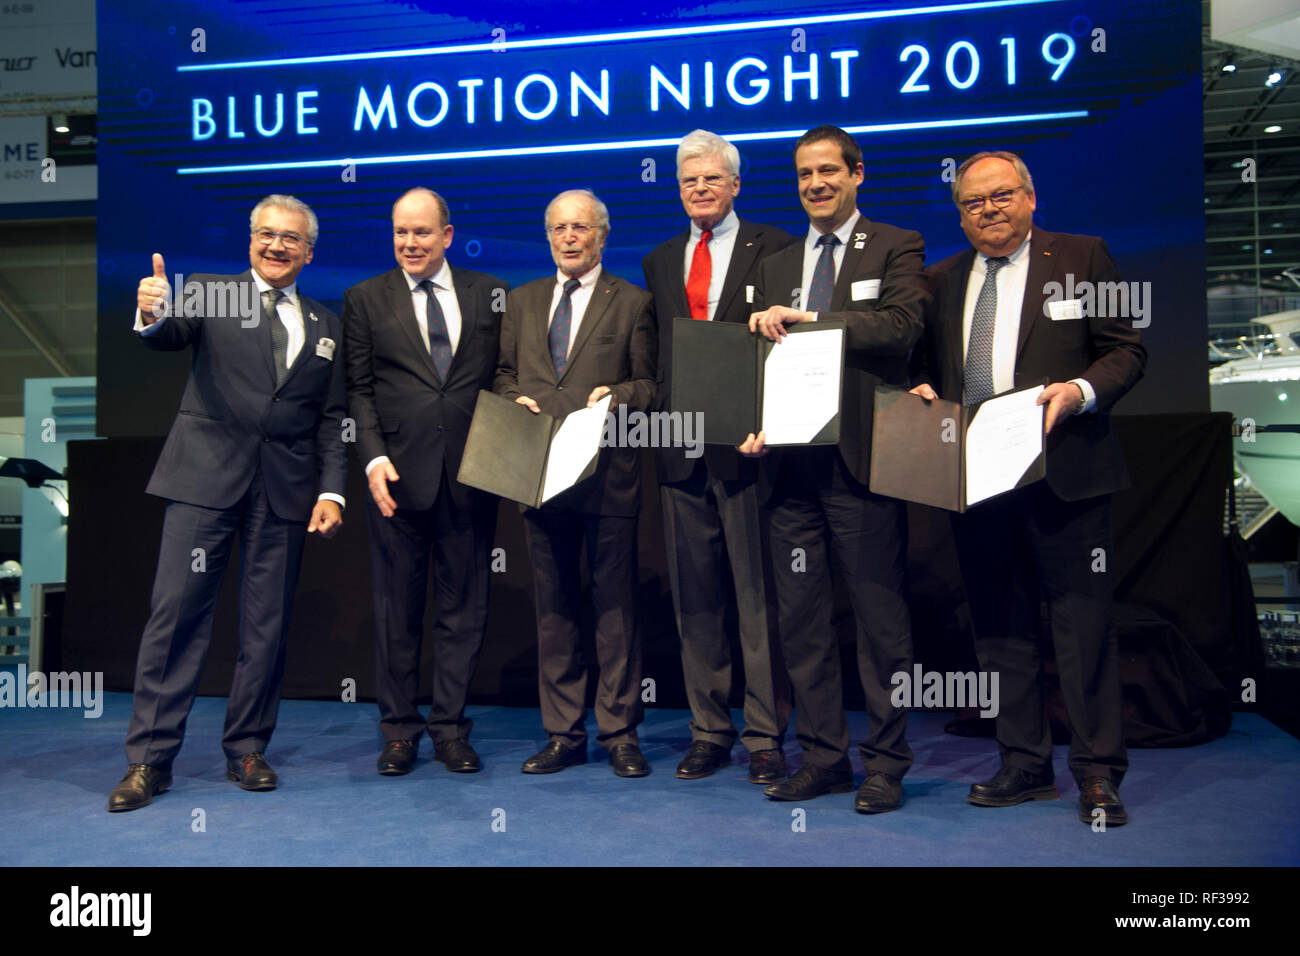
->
<box><xmin>748</xmin><ymin>748</ymin><xmax>787</xmax><ymax>785</ymax></box>
<box><xmin>107</xmin><ymin>764</ymin><xmax>172</xmax><ymax>812</ymax></box>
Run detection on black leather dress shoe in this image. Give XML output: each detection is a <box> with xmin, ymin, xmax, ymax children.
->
<box><xmin>107</xmin><ymin>764</ymin><xmax>172</xmax><ymax>813</ymax></box>
<box><xmin>968</xmin><ymin>765</ymin><xmax>1057</xmax><ymax>807</ymax></box>
<box><xmin>377</xmin><ymin>740</ymin><xmax>417</xmax><ymax>776</ymax></box>
<box><xmin>855</xmin><ymin>771</ymin><xmax>903</xmax><ymax>813</ymax></box>
<box><xmin>610</xmin><ymin>743</ymin><xmax>650</xmax><ymax>777</ymax></box>
<box><xmin>434</xmin><ymin>737</ymin><xmax>481</xmax><ymax>773</ymax></box>
<box><xmin>764</xmin><ymin>764</ymin><xmax>853</xmax><ymax>801</ymax></box>
<box><xmin>675</xmin><ymin>741</ymin><xmax>730</xmax><ymax>779</ymax></box>
<box><xmin>226</xmin><ymin>752</ymin><xmax>278</xmax><ymax>791</ymax></box>
<box><xmin>748</xmin><ymin>748</ymin><xmax>787</xmax><ymax>785</ymax></box>
<box><xmin>1078</xmin><ymin>776</ymin><xmax>1128</xmax><ymax>826</ymax></box>
<box><xmin>521</xmin><ymin>741</ymin><xmax>588</xmax><ymax>774</ymax></box>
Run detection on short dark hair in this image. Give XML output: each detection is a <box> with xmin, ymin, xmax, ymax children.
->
<box><xmin>794</xmin><ymin>125</ymin><xmax>862</xmax><ymax>171</ymax></box>
<box><xmin>393</xmin><ymin>187</ymin><xmax>450</xmax><ymax>229</ymax></box>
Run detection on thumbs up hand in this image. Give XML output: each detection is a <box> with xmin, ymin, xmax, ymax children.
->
<box><xmin>137</xmin><ymin>253</ymin><xmax>170</xmax><ymax>324</ymax></box>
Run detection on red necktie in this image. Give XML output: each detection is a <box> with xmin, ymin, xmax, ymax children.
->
<box><xmin>686</xmin><ymin>230</ymin><xmax>712</xmax><ymax>320</ymax></box>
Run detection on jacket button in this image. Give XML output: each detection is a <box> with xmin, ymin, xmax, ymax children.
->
<box><xmin>263</xmin><ymin>437</ymin><xmax>270</xmax><ymax>443</ymax></box>
<box><xmin>436</xmin><ymin>425</ymin><xmax>443</xmax><ymax>431</ymax></box>
<box><xmin>557</xmin><ymin>385</ymin><xmax>564</xmax><ymax>391</ymax></box>
<box><xmin>272</xmin><ymin>396</ymin><xmax>280</xmax><ymax>402</ymax></box>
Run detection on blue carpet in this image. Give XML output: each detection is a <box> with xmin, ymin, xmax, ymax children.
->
<box><xmin>2</xmin><ymin>690</ymin><xmax>1298</xmax><ymax>866</ymax></box>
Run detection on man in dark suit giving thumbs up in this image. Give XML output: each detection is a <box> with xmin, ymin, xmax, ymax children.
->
<box><xmin>108</xmin><ymin>194</ymin><xmax>349</xmax><ymax>812</ymax></box>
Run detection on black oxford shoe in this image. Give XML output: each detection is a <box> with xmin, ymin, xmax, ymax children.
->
<box><xmin>226</xmin><ymin>752</ymin><xmax>278</xmax><ymax>791</ymax></box>
<box><xmin>377</xmin><ymin>739</ymin><xmax>417</xmax><ymax>776</ymax></box>
<box><xmin>434</xmin><ymin>737</ymin><xmax>481</xmax><ymax>773</ymax></box>
<box><xmin>1077</xmin><ymin>776</ymin><xmax>1128</xmax><ymax>826</ymax></box>
<box><xmin>675</xmin><ymin>740</ymin><xmax>730</xmax><ymax>779</ymax></box>
<box><xmin>968</xmin><ymin>765</ymin><xmax>1057</xmax><ymax>807</ymax></box>
<box><xmin>748</xmin><ymin>748</ymin><xmax>787</xmax><ymax>785</ymax></box>
<box><xmin>764</xmin><ymin>764</ymin><xmax>853</xmax><ymax>801</ymax></box>
<box><xmin>854</xmin><ymin>771</ymin><xmax>903</xmax><ymax>813</ymax></box>
<box><xmin>610</xmin><ymin>743</ymin><xmax>650</xmax><ymax>778</ymax></box>
<box><xmin>522</xmin><ymin>740</ymin><xmax>588</xmax><ymax>774</ymax></box>
<box><xmin>107</xmin><ymin>765</ymin><xmax>172</xmax><ymax>813</ymax></box>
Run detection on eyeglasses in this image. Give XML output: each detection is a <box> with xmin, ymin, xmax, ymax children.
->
<box><xmin>680</xmin><ymin>174</ymin><xmax>730</xmax><ymax>190</ymax></box>
<box><xmin>958</xmin><ymin>186</ymin><xmax>1026</xmax><ymax>215</ymax></box>
<box><xmin>252</xmin><ymin>228</ymin><xmax>307</xmax><ymax>250</ymax></box>
<box><xmin>550</xmin><ymin>223</ymin><xmax>595</xmax><ymax>237</ymax></box>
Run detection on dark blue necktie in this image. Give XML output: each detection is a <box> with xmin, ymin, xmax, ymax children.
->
<box><xmin>419</xmin><ymin>279</ymin><xmax>452</xmax><ymax>382</ymax></box>
<box><xmin>265</xmin><ymin>289</ymin><xmax>289</xmax><ymax>386</ymax></box>
<box><xmin>548</xmin><ymin>278</ymin><xmax>581</xmax><ymax>377</ymax></box>
<box><xmin>963</xmin><ymin>256</ymin><xmax>1009</xmax><ymax>406</ymax></box>
<box><xmin>805</xmin><ymin>233</ymin><xmax>839</xmax><ymax>312</ymax></box>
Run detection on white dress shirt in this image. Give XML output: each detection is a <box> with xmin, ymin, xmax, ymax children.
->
<box><xmin>798</xmin><ymin>210</ymin><xmax>862</xmax><ymax>316</ymax></box>
<box><xmin>960</xmin><ymin>232</ymin><xmax>1096</xmax><ymax>410</ymax></box>
<box><xmin>682</xmin><ymin>210</ymin><xmax>739</xmax><ymax>321</ymax></box>
<box><xmin>548</xmin><ymin>263</ymin><xmax>602</xmax><ymax>355</ymax></box>
<box><xmin>403</xmin><ymin>259</ymin><xmax>463</xmax><ymax>354</ymax></box>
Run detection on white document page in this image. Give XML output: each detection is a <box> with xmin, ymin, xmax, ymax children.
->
<box><xmin>541</xmin><ymin>394</ymin><xmax>613</xmax><ymax>503</ymax></box>
<box><xmin>964</xmin><ymin>385</ymin><xmax>1045</xmax><ymax>507</ymax></box>
<box><xmin>760</xmin><ymin>328</ymin><xmax>844</xmax><ymax>445</ymax></box>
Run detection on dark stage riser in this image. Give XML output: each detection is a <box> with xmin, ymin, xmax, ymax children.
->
<box><xmin>62</xmin><ymin>413</ymin><xmax>1235</xmax><ymax>718</ymax></box>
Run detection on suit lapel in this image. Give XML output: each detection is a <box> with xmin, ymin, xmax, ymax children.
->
<box><xmin>944</xmin><ymin>250</ymin><xmax>977</xmax><ymax>392</ymax></box>
<box><xmin>387</xmin><ymin>268</ymin><xmax>440</xmax><ymax>388</ymax></box>
<box><xmin>278</xmin><ymin>292</ymin><xmax>323</xmax><ymax>389</ymax></box>
<box><xmin>563</xmin><ymin>269</ymin><xmax>615</xmax><ymax>378</ymax></box>
<box><xmin>448</xmin><ymin>265</ymin><xmax>477</xmax><ymax>382</ymax></box>
<box><xmin>532</xmin><ymin>279</ymin><xmax>561</xmax><ymax>384</ymax></box>
<box><xmin>664</xmin><ymin>231</ymin><xmax>689</xmax><ymax>320</ymax></box>
<box><xmin>1016</xmin><ymin>231</ymin><xmax>1056</xmax><ymax>363</ymax></box>
<box><xmin>830</xmin><ymin>222</ymin><xmax>871</xmax><ymax>310</ymax></box>
<box><xmin>716</xmin><ymin>221</ymin><xmax>758</xmax><ymax>323</ymax></box>
<box><xmin>250</xmin><ymin>272</ymin><xmax>278</xmax><ymax>386</ymax></box>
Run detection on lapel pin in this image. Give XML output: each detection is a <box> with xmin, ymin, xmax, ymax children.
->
<box><xmin>308</xmin><ymin>311</ymin><xmax>318</xmax><ymax>321</ymax></box>
<box><xmin>854</xmin><ymin>233</ymin><xmax>867</xmax><ymax>240</ymax></box>
<box><xmin>746</xmin><ymin>241</ymin><xmax>754</xmax><ymax>247</ymax></box>
<box><xmin>1043</xmin><ymin>251</ymin><xmax>1052</xmax><ymax>256</ymax></box>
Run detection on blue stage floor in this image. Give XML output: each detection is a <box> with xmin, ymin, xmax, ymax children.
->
<box><xmin>2</xmin><ymin>692</ymin><xmax>1298</xmax><ymax>866</ymax></box>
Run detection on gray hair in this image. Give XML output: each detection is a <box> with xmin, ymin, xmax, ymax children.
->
<box><xmin>544</xmin><ymin>188</ymin><xmax>610</xmax><ymax>237</ymax></box>
<box><xmin>951</xmin><ymin>151</ymin><xmax>1035</xmax><ymax>203</ymax></box>
<box><xmin>250</xmin><ymin>194</ymin><xmax>319</xmax><ymax>245</ymax></box>
<box><xmin>676</xmin><ymin>129</ymin><xmax>740</xmax><ymax>180</ymax></box>
<box><xmin>393</xmin><ymin>187</ymin><xmax>450</xmax><ymax>229</ymax></box>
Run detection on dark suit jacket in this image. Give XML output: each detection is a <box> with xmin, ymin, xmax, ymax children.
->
<box><xmin>754</xmin><ymin>219</ymin><xmax>929</xmax><ymax>486</ymax></box>
<box><xmin>342</xmin><ymin>264</ymin><xmax>508</xmax><ymax>512</ymax></box>
<box><xmin>141</xmin><ymin>270</ymin><xmax>348</xmax><ymax>522</ymax></box>
<box><xmin>913</xmin><ymin>230</ymin><xmax>1146</xmax><ymax>501</ymax></box>
<box><xmin>642</xmin><ymin>217</ymin><xmax>797</xmax><ymax>484</ymax></box>
<box><xmin>493</xmin><ymin>267</ymin><xmax>656</xmax><ymax>516</ymax></box>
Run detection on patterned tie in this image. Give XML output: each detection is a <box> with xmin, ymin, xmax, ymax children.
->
<box><xmin>548</xmin><ymin>278</ymin><xmax>581</xmax><ymax>377</ymax></box>
<box><xmin>419</xmin><ymin>279</ymin><xmax>452</xmax><ymax>382</ymax></box>
<box><xmin>805</xmin><ymin>233</ymin><xmax>839</xmax><ymax>312</ymax></box>
<box><xmin>265</xmin><ymin>289</ymin><xmax>288</xmax><ymax>386</ymax></box>
<box><xmin>686</xmin><ymin>229</ymin><xmax>712</xmax><ymax>320</ymax></box>
<box><xmin>963</xmin><ymin>256</ymin><xmax>1009</xmax><ymax>406</ymax></box>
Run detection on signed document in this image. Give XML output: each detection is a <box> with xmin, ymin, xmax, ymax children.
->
<box><xmin>670</xmin><ymin>318</ymin><xmax>845</xmax><ymax>445</ymax></box>
<box><xmin>869</xmin><ymin>383</ymin><xmax>1047</xmax><ymax>512</ymax></box>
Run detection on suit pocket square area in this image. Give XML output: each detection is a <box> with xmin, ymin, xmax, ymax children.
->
<box><xmin>316</xmin><ymin>337</ymin><xmax>337</xmax><ymax>360</ymax></box>
<box><xmin>851</xmin><ymin>279</ymin><xmax>881</xmax><ymax>301</ymax></box>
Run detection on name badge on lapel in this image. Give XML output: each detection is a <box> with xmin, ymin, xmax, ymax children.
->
<box><xmin>853</xmin><ymin>231</ymin><xmax>867</xmax><ymax>250</ymax></box>
<box><xmin>1048</xmin><ymin>298</ymin><xmax>1083</xmax><ymax>321</ymax></box>
<box><xmin>746</xmin><ymin>284</ymin><xmax>754</xmax><ymax>304</ymax></box>
<box><xmin>316</xmin><ymin>337</ymin><xmax>336</xmax><ymax>361</ymax></box>
<box><xmin>851</xmin><ymin>279</ymin><xmax>881</xmax><ymax>301</ymax></box>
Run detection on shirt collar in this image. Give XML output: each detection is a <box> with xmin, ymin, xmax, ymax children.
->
<box><xmin>555</xmin><ymin>263</ymin><xmax>602</xmax><ymax>290</ymax></box>
<box><xmin>690</xmin><ymin>209</ymin><xmax>738</xmax><ymax>241</ymax></box>
<box><xmin>806</xmin><ymin>209</ymin><xmax>862</xmax><ymax>250</ymax></box>
<box><xmin>404</xmin><ymin>258</ymin><xmax>452</xmax><ymax>292</ymax></box>
<box><xmin>252</xmin><ymin>271</ymin><xmax>297</xmax><ymax>304</ymax></box>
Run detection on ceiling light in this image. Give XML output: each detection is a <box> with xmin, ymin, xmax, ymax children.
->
<box><xmin>1222</xmin><ymin>63</ymin><xmax>1236</xmax><ymax>72</ymax></box>
<box><xmin>52</xmin><ymin>112</ymin><xmax>69</xmax><ymax>133</ymax></box>
<box><xmin>1266</xmin><ymin>71</ymin><xmax>1283</xmax><ymax>86</ymax></box>
<box><xmin>1264</xmin><ymin>125</ymin><xmax>1282</xmax><ymax>133</ymax></box>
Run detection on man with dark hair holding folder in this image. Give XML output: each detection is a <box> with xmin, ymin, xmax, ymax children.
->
<box><xmin>743</xmin><ymin>126</ymin><xmax>928</xmax><ymax>813</ymax></box>
<box><xmin>493</xmin><ymin>189</ymin><xmax>657</xmax><ymax>777</ymax></box>
<box><xmin>343</xmin><ymin>187</ymin><xmax>507</xmax><ymax>777</ymax></box>
<box><xmin>642</xmin><ymin>129</ymin><xmax>796</xmax><ymax>784</ymax></box>
<box><xmin>910</xmin><ymin>151</ymin><xmax>1145</xmax><ymax>825</ymax></box>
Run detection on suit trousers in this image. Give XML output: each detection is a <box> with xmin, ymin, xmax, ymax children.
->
<box><xmin>522</xmin><ymin>508</ymin><xmax>641</xmax><ymax>750</ymax></box>
<box><xmin>660</xmin><ymin>459</ymin><xmax>789</xmax><ymax>752</ymax></box>
<box><xmin>367</xmin><ymin>470</ymin><xmax>497</xmax><ymax>746</ymax></box>
<box><xmin>125</xmin><ymin>469</ymin><xmax>306</xmax><ymax>768</ymax></box>
<box><xmin>767</xmin><ymin>447</ymin><xmax>914</xmax><ymax>778</ymax></box>
<box><xmin>951</xmin><ymin>483</ymin><xmax>1127</xmax><ymax>784</ymax></box>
